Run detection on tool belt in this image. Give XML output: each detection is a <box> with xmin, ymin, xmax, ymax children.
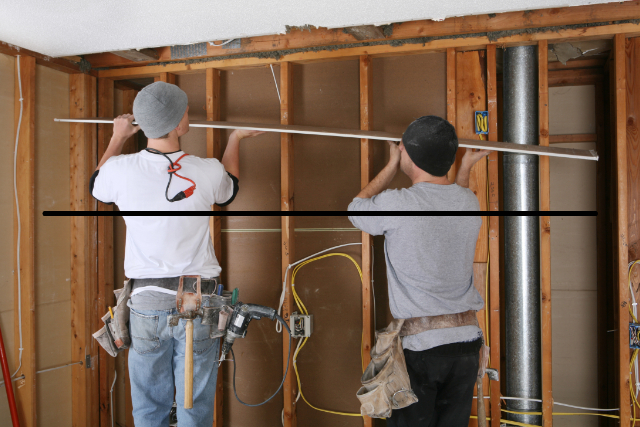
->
<box><xmin>93</xmin><ymin>276</ymin><xmax>233</xmax><ymax>358</ymax></box>
<box><xmin>356</xmin><ymin>310</ymin><xmax>482</xmax><ymax>418</ymax></box>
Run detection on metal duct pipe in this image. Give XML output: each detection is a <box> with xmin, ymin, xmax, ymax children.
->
<box><xmin>502</xmin><ymin>45</ymin><xmax>542</xmax><ymax>427</ymax></box>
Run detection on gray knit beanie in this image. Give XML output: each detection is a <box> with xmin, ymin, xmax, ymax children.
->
<box><xmin>132</xmin><ymin>82</ymin><xmax>188</xmax><ymax>139</ymax></box>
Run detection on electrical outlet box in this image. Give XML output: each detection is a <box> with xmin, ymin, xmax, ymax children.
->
<box><xmin>630</xmin><ymin>323</ymin><xmax>640</xmax><ymax>349</ymax></box>
<box><xmin>290</xmin><ymin>312</ymin><xmax>313</xmax><ymax>338</ymax></box>
<box><xmin>475</xmin><ymin>111</ymin><xmax>488</xmax><ymax>135</ymax></box>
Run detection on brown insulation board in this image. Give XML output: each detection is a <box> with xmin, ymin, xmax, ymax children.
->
<box><xmin>176</xmin><ymin>73</ymin><xmax>207</xmax><ymax>158</ymax></box>
<box><xmin>0</xmin><ymin>52</ymin><xmax>15</xmax><ymax>427</ymax></box>
<box><xmin>35</xmin><ymin>64</ymin><xmax>72</xmax><ymax>426</ymax></box>
<box><xmin>293</xmin><ymin>61</ymin><xmax>360</xmax><ymax>223</ymax></box>
<box><xmin>220</xmin><ymin>228</ymin><xmax>283</xmax><ymax>426</ymax></box>
<box><xmin>292</xmin><ymin>229</ymin><xmax>366</xmax><ymax>427</ymax></box>
<box><xmin>372</xmin><ymin>52</ymin><xmax>447</xmax><ymax>191</ymax></box>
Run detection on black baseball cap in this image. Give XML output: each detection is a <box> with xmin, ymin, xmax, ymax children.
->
<box><xmin>402</xmin><ymin>116</ymin><xmax>458</xmax><ymax>177</ymax></box>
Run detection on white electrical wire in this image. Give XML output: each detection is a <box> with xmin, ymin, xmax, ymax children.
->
<box><xmin>276</xmin><ymin>243</ymin><xmax>362</xmax><ymax>333</ymax></box>
<box><xmin>11</xmin><ymin>55</ymin><xmax>24</xmax><ymax>379</ymax></box>
<box><xmin>270</xmin><ymin>64</ymin><xmax>281</xmax><ymax>104</ymax></box>
<box><xmin>209</xmin><ymin>39</ymin><xmax>236</xmax><ymax>47</ymax></box>
<box><xmin>0</xmin><ymin>361</ymin><xmax>83</xmax><ymax>386</ymax></box>
<box><xmin>110</xmin><ymin>370</ymin><xmax>118</xmax><ymax>427</ymax></box>
<box><xmin>629</xmin><ymin>260</ymin><xmax>640</xmax><ymax>400</ymax></box>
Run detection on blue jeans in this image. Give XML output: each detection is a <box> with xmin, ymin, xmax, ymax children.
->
<box><xmin>128</xmin><ymin>306</ymin><xmax>219</xmax><ymax>427</ymax></box>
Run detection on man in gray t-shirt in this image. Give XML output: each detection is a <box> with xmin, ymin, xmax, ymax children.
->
<box><xmin>348</xmin><ymin>116</ymin><xmax>490</xmax><ymax>427</ymax></box>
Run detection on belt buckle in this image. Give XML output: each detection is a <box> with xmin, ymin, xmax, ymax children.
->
<box><xmin>177</xmin><ymin>275</ymin><xmax>202</xmax><ymax>313</ymax></box>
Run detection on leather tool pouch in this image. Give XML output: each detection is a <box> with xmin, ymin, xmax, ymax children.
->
<box><xmin>92</xmin><ymin>279</ymin><xmax>133</xmax><ymax>357</ymax></box>
<box><xmin>356</xmin><ymin>319</ymin><xmax>418</xmax><ymax>418</ymax></box>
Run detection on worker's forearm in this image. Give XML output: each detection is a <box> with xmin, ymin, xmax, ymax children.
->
<box><xmin>221</xmin><ymin>133</ymin><xmax>241</xmax><ymax>178</ymax></box>
<box><xmin>455</xmin><ymin>161</ymin><xmax>473</xmax><ymax>188</ymax></box>
<box><xmin>96</xmin><ymin>135</ymin><xmax>127</xmax><ymax>170</ymax></box>
<box><xmin>356</xmin><ymin>163</ymin><xmax>398</xmax><ymax>199</ymax></box>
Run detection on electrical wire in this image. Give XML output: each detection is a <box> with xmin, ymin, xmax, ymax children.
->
<box><xmin>231</xmin><ymin>314</ymin><xmax>292</xmax><ymax>407</ymax></box>
<box><xmin>276</xmin><ymin>243</ymin><xmax>362</xmax><ymax>333</ymax></box>
<box><xmin>12</xmin><ymin>55</ymin><xmax>24</xmax><ymax>379</ymax></box>
<box><xmin>290</xmin><ymin>253</ymin><xmax>364</xmax><ymax>417</ymax></box>
<box><xmin>270</xmin><ymin>64</ymin><xmax>281</xmax><ymax>104</ymax></box>
<box><xmin>209</xmin><ymin>39</ymin><xmax>236</xmax><ymax>47</ymax></box>
<box><xmin>110</xmin><ymin>370</ymin><xmax>117</xmax><ymax>427</ymax></box>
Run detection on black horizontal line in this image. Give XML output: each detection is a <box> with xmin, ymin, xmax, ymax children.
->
<box><xmin>43</xmin><ymin>210</ymin><xmax>597</xmax><ymax>217</ymax></box>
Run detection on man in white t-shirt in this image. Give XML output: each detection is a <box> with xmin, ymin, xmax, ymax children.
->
<box><xmin>91</xmin><ymin>82</ymin><xmax>263</xmax><ymax>427</ymax></box>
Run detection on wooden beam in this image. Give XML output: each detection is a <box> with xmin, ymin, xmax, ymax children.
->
<box><xmin>280</xmin><ymin>62</ymin><xmax>297</xmax><ymax>427</ymax></box>
<box><xmin>56</xmin><ymin>118</ymin><xmax>600</xmax><ymax>161</ymax></box>
<box><xmin>548</xmin><ymin>68</ymin><xmax>604</xmax><ymax>87</ymax></box>
<box><xmin>626</xmin><ymin>37</ymin><xmax>640</xmax><ymax>262</ymax></box>
<box><xmin>97</xmin><ymin>20</ymin><xmax>640</xmax><ymax>79</ymax></box>
<box><xmin>111</xmin><ymin>49</ymin><xmax>159</xmax><ymax>62</ymax></box>
<box><xmin>446</xmin><ymin>48</ymin><xmax>457</xmax><ymax>182</ymax></box>
<box><xmin>471</xmin><ymin>263</ymin><xmax>489</xmax><ymax>427</ymax></box>
<box><xmin>359</xmin><ymin>55</ymin><xmax>374</xmax><ymax>427</ymax></box>
<box><xmin>454</xmin><ymin>50</ymin><xmax>488</xmax><ymax>262</ymax></box>
<box><xmin>486</xmin><ymin>44</ymin><xmax>501</xmax><ymax>427</ymax></box>
<box><xmin>13</xmin><ymin>54</ymin><xmax>36</xmax><ymax>427</ymax></box>
<box><xmin>614</xmin><ymin>33</ymin><xmax>630</xmax><ymax>427</ymax></box>
<box><xmin>86</xmin><ymin>1</ymin><xmax>640</xmax><ymax>69</ymax></box>
<box><xmin>547</xmin><ymin>57</ymin><xmax>606</xmax><ymax>70</ymax></box>
<box><xmin>155</xmin><ymin>72</ymin><xmax>176</xmax><ymax>84</ymax></box>
<box><xmin>0</xmin><ymin>41</ymin><xmax>91</xmax><ymax>74</ymax></box>
<box><xmin>549</xmin><ymin>133</ymin><xmax>597</xmax><ymax>143</ymax></box>
<box><xmin>538</xmin><ymin>39</ymin><xmax>553</xmax><ymax>427</ymax></box>
<box><xmin>344</xmin><ymin>25</ymin><xmax>386</xmax><ymax>41</ymax></box>
<box><xmin>206</xmin><ymin>67</ymin><xmax>224</xmax><ymax>427</ymax></box>
<box><xmin>70</xmin><ymin>72</ymin><xmax>98</xmax><ymax>427</ymax></box>
<box><xmin>97</xmin><ymin>77</ymin><xmax>115</xmax><ymax>427</ymax></box>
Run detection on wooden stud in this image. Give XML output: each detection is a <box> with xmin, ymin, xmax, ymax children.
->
<box><xmin>614</xmin><ymin>33</ymin><xmax>630</xmax><ymax>427</ymax></box>
<box><xmin>97</xmin><ymin>77</ymin><xmax>115</xmax><ymax>427</ymax></box>
<box><xmin>549</xmin><ymin>133</ymin><xmax>597</xmax><ymax>143</ymax></box>
<box><xmin>446</xmin><ymin>48</ymin><xmax>457</xmax><ymax>182</ymax></box>
<box><xmin>87</xmin><ymin>1</ymin><xmax>640</xmax><ymax>69</ymax></box>
<box><xmin>455</xmin><ymin>50</ymin><xmax>488</xmax><ymax>262</ymax></box>
<box><xmin>206</xmin><ymin>67</ymin><xmax>224</xmax><ymax>427</ymax></box>
<box><xmin>13</xmin><ymin>54</ymin><xmax>36</xmax><ymax>427</ymax></box>
<box><xmin>155</xmin><ymin>72</ymin><xmax>176</xmax><ymax>84</ymax></box>
<box><xmin>627</xmin><ymin>38</ymin><xmax>640</xmax><ymax>262</ymax></box>
<box><xmin>538</xmin><ymin>39</ymin><xmax>553</xmax><ymax>427</ymax></box>
<box><xmin>486</xmin><ymin>44</ymin><xmax>501</xmax><ymax>427</ymax></box>
<box><xmin>280</xmin><ymin>62</ymin><xmax>296</xmax><ymax>427</ymax></box>
<box><xmin>359</xmin><ymin>55</ymin><xmax>374</xmax><ymax>427</ymax></box>
<box><xmin>70</xmin><ymin>72</ymin><xmax>98</xmax><ymax>427</ymax></box>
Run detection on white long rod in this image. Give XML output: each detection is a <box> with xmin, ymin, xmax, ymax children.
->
<box><xmin>54</xmin><ymin>118</ymin><xmax>598</xmax><ymax>161</ymax></box>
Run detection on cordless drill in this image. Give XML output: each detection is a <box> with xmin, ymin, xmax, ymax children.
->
<box><xmin>220</xmin><ymin>302</ymin><xmax>277</xmax><ymax>361</ymax></box>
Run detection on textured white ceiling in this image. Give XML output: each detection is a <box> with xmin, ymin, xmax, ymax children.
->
<box><xmin>0</xmin><ymin>0</ymin><xmax>619</xmax><ymax>58</ymax></box>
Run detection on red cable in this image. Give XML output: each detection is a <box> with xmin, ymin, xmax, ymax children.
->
<box><xmin>0</xmin><ymin>323</ymin><xmax>21</xmax><ymax>427</ymax></box>
<box><xmin>168</xmin><ymin>154</ymin><xmax>196</xmax><ymax>198</ymax></box>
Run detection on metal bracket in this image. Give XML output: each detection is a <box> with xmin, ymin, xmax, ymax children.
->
<box><xmin>85</xmin><ymin>355</ymin><xmax>91</xmax><ymax>369</ymax></box>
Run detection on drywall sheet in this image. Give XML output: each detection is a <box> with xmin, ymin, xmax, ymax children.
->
<box><xmin>0</xmin><ymin>52</ymin><xmax>15</xmax><ymax>427</ymax></box>
<box><xmin>34</xmin><ymin>64</ymin><xmax>72</xmax><ymax>427</ymax></box>
<box><xmin>549</xmin><ymin>85</ymin><xmax>598</xmax><ymax>427</ymax></box>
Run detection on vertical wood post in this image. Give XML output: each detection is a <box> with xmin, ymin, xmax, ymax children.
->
<box><xmin>280</xmin><ymin>62</ymin><xmax>297</xmax><ymax>427</ymax></box>
<box><xmin>359</xmin><ymin>55</ymin><xmax>374</xmax><ymax>427</ymax></box>
<box><xmin>446</xmin><ymin>48</ymin><xmax>457</xmax><ymax>182</ymax></box>
<box><xmin>486</xmin><ymin>44</ymin><xmax>502</xmax><ymax>427</ymax></box>
<box><xmin>614</xmin><ymin>33</ymin><xmax>630</xmax><ymax>427</ymax></box>
<box><xmin>97</xmin><ymin>77</ymin><xmax>115</xmax><ymax>427</ymax></box>
<box><xmin>206</xmin><ymin>67</ymin><xmax>224</xmax><ymax>427</ymax></box>
<box><xmin>538</xmin><ymin>39</ymin><xmax>553</xmax><ymax>427</ymax></box>
<box><xmin>155</xmin><ymin>72</ymin><xmax>176</xmax><ymax>84</ymax></box>
<box><xmin>13</xmin><ymin>54</ymin><xmax>36</xmax><ymax>427</ymax></box>
<box><xmin>70</xmin><ymin>72</ymin><xmax>98</xmax><ymax>427</ymax></box>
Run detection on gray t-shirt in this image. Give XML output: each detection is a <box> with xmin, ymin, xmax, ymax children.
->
<box><xmin>348</xmin><ymin>182</ymin><xmax>484</xmax><ymax>351</ymax></box>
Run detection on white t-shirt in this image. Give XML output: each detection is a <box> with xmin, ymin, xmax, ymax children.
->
<box><xmin>92</xmin><ymin>149</ymin><xmax>235</xmax><ymax>279</ymax></box>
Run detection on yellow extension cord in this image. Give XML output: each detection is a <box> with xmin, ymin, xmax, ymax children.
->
<box><xmin>290</xmin><ymin>253</ymin><xmax>364</xmax><ymax>417</ymax></box>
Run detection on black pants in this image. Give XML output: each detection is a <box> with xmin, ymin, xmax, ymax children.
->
<box><xmin>387</xmin><ymin>338</ymin><xmax>482</xmax><ymax>427</ymax></box>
